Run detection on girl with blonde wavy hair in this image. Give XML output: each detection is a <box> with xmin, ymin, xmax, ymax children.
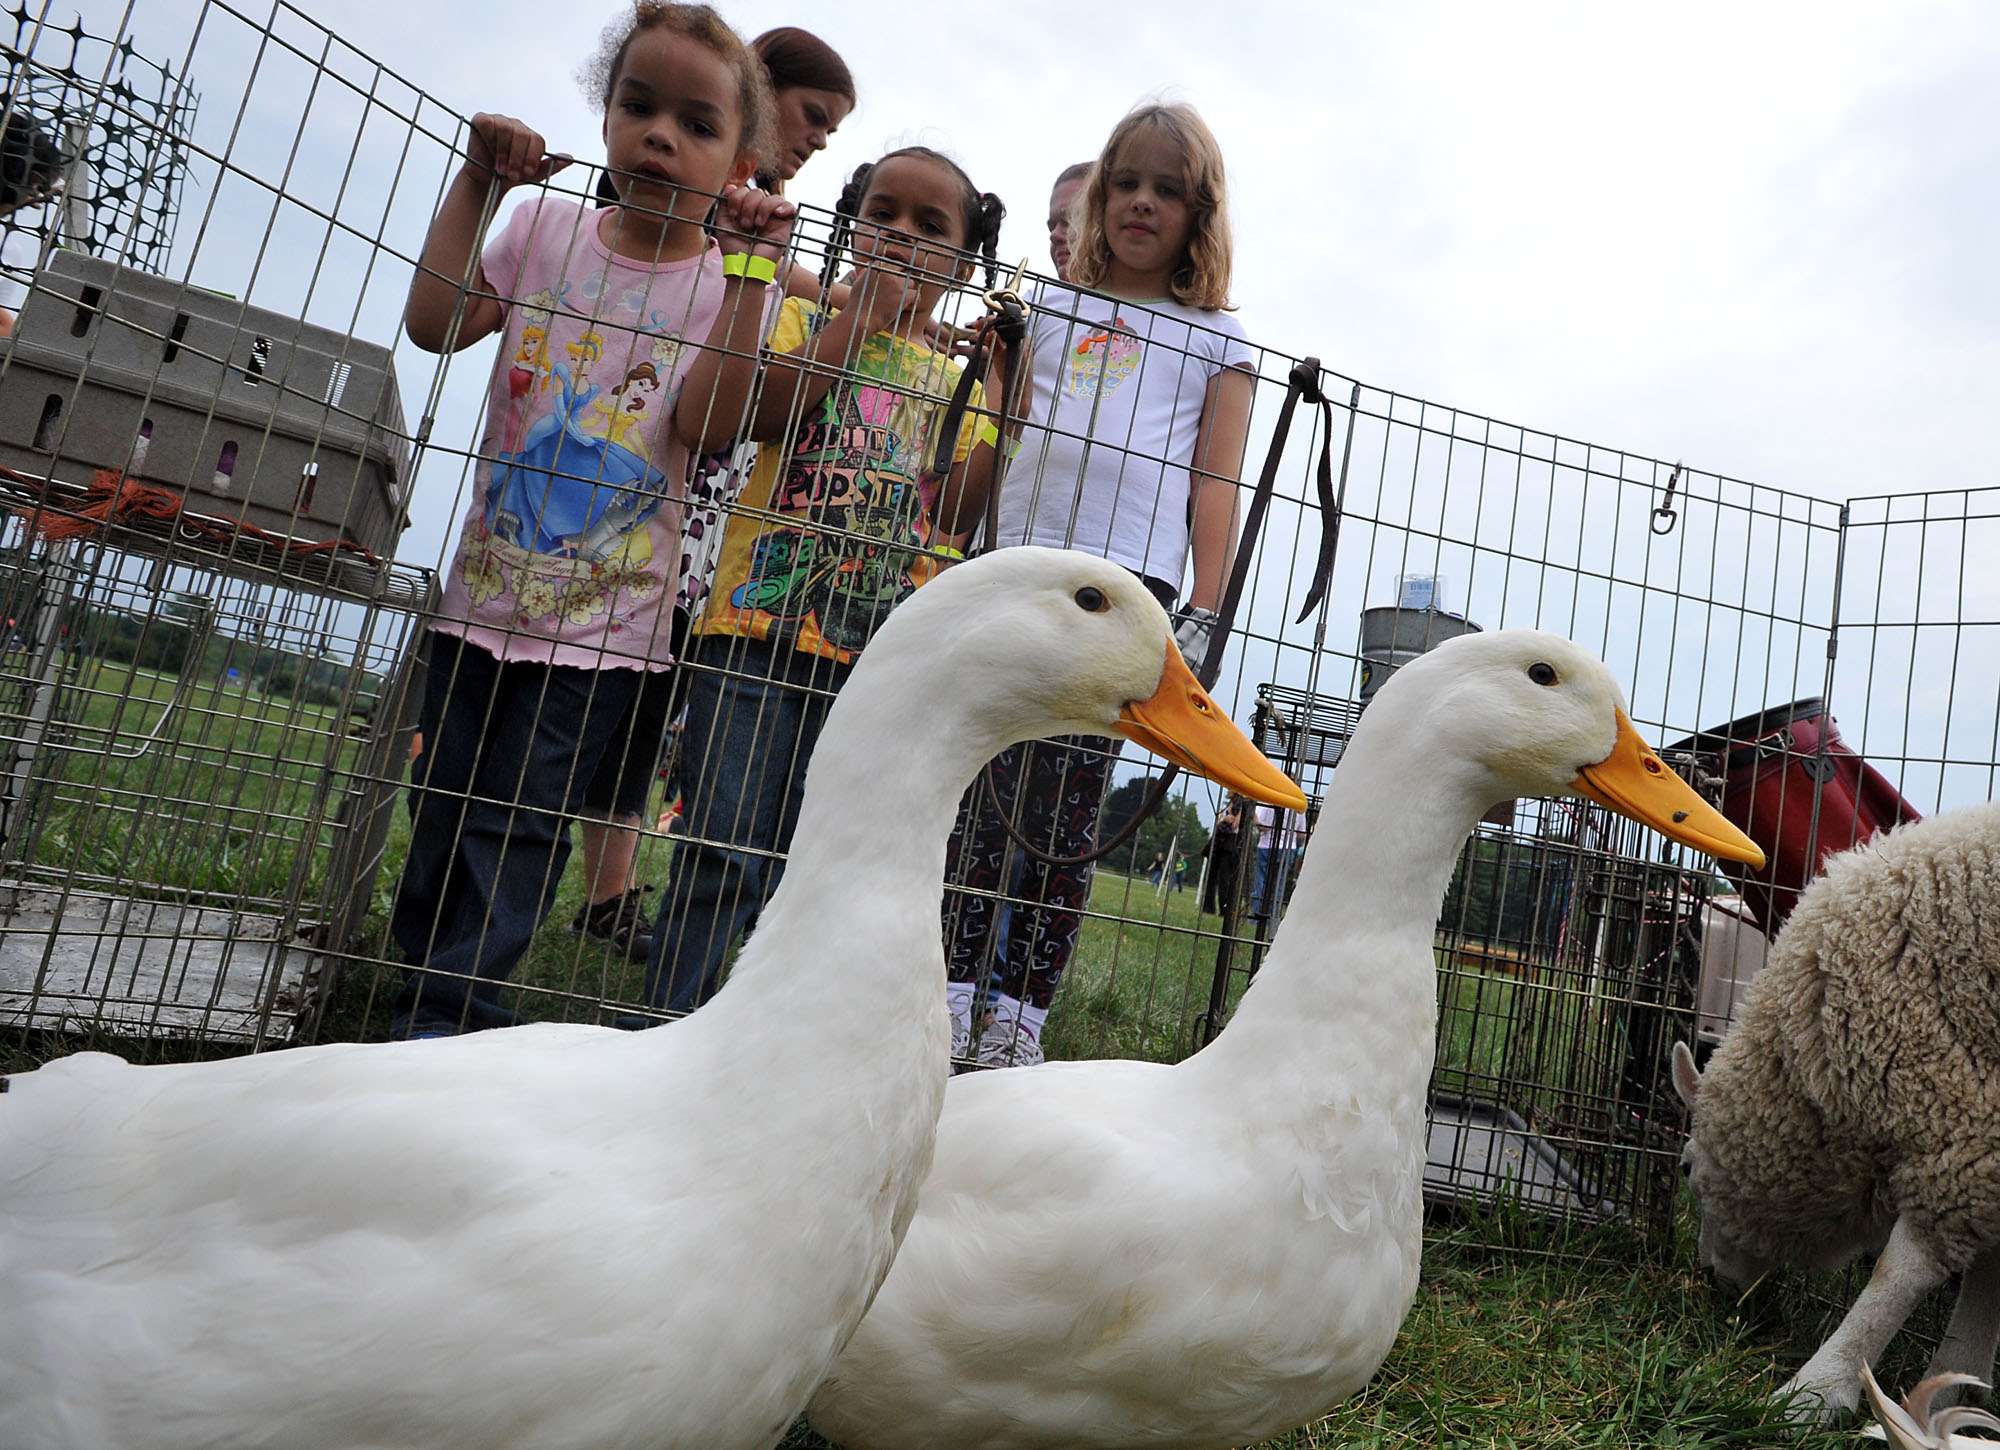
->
<box><xmin>1066</xmin><ymin>101</ymin><xmax>1236</xmax><ymax>310</ymax></box>
<box><xmin>944</xmin><ymin>100</ymin><xmax>1257</xmax><ymax>1070</ymax></box>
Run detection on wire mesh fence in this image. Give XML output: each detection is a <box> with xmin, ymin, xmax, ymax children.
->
<box><xmin>0</xmin><ymin>0</ymin><xmax>1991</xmax><ymax>1258</ymax></box>
<box><xmin>0</xmin><ymin>530</ymin><xmax>429</xmax><ymax>1040</ymax></box>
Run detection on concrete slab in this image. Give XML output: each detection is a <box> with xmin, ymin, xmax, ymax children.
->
<box><xmin>0</xmin><ymin>885</ymin><xmax>315</xmax><ymax>1042</ymax></box>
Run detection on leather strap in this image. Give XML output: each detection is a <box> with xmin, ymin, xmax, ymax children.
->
<box><xmin>927</xmin><ymin>263</ymin><xmax>1030</xmax><ymax>546</ymax></box>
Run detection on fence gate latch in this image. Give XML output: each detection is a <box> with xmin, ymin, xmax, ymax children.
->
<box><xmin>1651</xmin><ymin>462</ymin><xmax>1681</xmax><ymax>535</ymax></box>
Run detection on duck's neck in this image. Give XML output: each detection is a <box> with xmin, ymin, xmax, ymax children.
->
<box><xmin>717</xmin><ymin>641</ymin><xmax>994</xmax><ymax>1031</ymax></box>
<box><xmin>1191</xmin><ymin>716</ymin><xmax>1491</xmax><ymax>1099</ymax></box>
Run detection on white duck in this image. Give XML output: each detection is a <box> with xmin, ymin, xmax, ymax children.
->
<box><xmin>809</xmin><ymin>629</ymin><xmax>1766</xmax><ymax>1450</ymax></box>
<box><xmin>0</xmin><ymin>547</ymin><xmax>1305</xmax><ymax>1450</ymax></box>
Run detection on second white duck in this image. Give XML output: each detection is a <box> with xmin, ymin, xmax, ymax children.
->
<box><xmin>809</xmin><ymin>628</ymin><xmax>1765</xmax><ymax>1450</ymax></box>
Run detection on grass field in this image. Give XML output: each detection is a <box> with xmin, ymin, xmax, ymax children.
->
<box><xmin>7</xmin><ymin>654</ymin><xmax>1658</xmax><ymax>1110</ymax></box>
<box><xmin>773</xmin><ymin>1209</ymin><xmax>1939</xmax><ymax>1448</ymax></box>
<box><xmin>319</xmin><ymin>827</ymin><xmax>1266</xmax><ymax>1046</ymax></box>
<box><xmin>6</xmin><ymin>656</ymin><xmax>375</xmax><ymax>908</ymax></box>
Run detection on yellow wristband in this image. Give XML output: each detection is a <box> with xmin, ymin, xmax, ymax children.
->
<box><xmin>973</xmin><ymin>420</ymin><xmax>1001</xmax><ymax>450</ymax></box>
<box><xmin>934</xmin><ymin>545</ymin><xmax>965</xmax><ymax>561</ymax></box>
<box><xmin>722</xmin><ymin>252</ymin><xmax>779</xmax><ymax>285</ymax></box>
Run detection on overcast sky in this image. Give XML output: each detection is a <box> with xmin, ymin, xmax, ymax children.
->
<box><xmin>23</xmin><ymin>0</ymin><xmax>2000</xmax><ymax>800</ymax></box>
<box><xmin>311</xmin><ymin>0</ymin><xmax>2000</xmax><ymax>502</ymax></box>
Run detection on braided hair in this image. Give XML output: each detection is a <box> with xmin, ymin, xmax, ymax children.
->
<box><xmin>819</xmin><ymin>147</ymin><xmax>1005</xmax><ymax>293</ymax></box>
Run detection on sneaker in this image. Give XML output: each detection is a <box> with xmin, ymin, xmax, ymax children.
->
<box><xmin>950</xmin><ymin>1009</ymin><xmax>973</xmax><ymax>1064</ymax></box>
<box><xmin>571</xmin><ymin>886</ymin><xmax>655</xmax><ymax>962</ymax></box>
<box><xmin>975</xmin><ymin>1010</ymin><xmax>1045</xmax><ymax>1070</ymax></box>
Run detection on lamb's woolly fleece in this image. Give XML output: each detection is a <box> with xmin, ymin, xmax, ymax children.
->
<box><xmin>1686</xmin><ymin>798</ymin><xmax>2000</xmax><ymax>1277</ymax></box>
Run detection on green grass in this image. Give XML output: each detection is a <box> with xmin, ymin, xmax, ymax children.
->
<box><xmin>1437</xmin><ymin>961</ymin><xmax>1526</xmax><ymax>1085</ymax></box>
<box><xmin>1432</xmin><ymin>944</ymin><xmax>1659</xmax><ymax>1107</ymax></box>
<box><xmin>1</xmin><ymin>665</ymin><xmax>1605</xmax><ymax>1085</ymax></box>
<box><xmin>1040</xmin><ymin>868</ymin><xmax>1245</xmax><ymax>1062</ymax></box>
<box><xmin>775</xmin><ymin>1207</ymin><xmax>1949</xmax><ymax>1449</ymax></box>
<box><xmin>314</xmin><ymin>806</ymin><xmax>676</xmax><ymax>1042</ymax></box>
<box><xmin>12</xmin><ymin>656</ymin><xmax>372</xmax><ymax>907</ymax></box>
<box><xmin>321</xmin><ymin>838</ymin><xmax>1265</xmax><ymax>1049</ymax></box>
<box><xmin>1255</xmin><ymin>1216</ymin><xmax>1905</xmax><ymax>1449</ymax></box>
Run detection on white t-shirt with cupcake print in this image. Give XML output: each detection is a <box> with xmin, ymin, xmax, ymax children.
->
<box><xmin>993</xmin><ymin>283</ymin><xmax>1254</xmax><ymax>589</ymax></box>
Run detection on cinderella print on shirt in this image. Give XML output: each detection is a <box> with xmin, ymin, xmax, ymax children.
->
<box><xmin>460</xmin><ymin>284</ymin><xmax>688</xmax><ymax>631</ymax></box>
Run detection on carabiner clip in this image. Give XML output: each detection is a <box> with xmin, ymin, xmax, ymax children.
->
<box><xmin>981</xmin><ymin>258</ymin><xmax>1031</xmax><ymax>349</ymax></box>
<box><xmin>984</xmin><ymin>258</ymin><xmax>1029</xmax><ymax>317</ymax></box>
<box><xmin>1651</xmin><ymin>462</ymin><xmax>1681</xmax><ymax>536</ymax></box>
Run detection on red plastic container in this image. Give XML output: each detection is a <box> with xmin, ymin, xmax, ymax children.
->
<box><xmin>1669</xmin><ymin>699</ymin><xmax>1921</xmax><ymax>932</ymax></box>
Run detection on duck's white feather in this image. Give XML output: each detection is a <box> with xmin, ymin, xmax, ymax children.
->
<box><xmin>811</xmin><ymin>630</ymin><xmax>1645</xmax><ymax>1450</ymax></box>
<box><xmin>0</xmin><ymin>548</ymin><xmax>1194</xmax><ymax>1450</ymax></box>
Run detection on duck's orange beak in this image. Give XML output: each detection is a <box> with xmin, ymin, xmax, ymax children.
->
<box><xmin>1115</xmin><ymin>637</ymin><xmax>1307</xmax><ymax>810</ymax></box>
<box><xmin>1573</xmin><ymin>708</ymin><xmax>1764</xmax><ymax>866</ymax></box>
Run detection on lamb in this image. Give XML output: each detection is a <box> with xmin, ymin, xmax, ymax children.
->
<box><xmin>1670</xmin><ymin>797</ymin><xmax>2000</xmax><ymax>1425</ymax></box>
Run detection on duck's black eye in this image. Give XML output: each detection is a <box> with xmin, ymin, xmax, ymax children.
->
<box><xmin>1528</xmin><ymin>662</ymin><xmax>1558</xmax><ymax>686</ymax></box>
<box><xmin>1074</xmin><ymin>586</ymin><xmax>1109</xmax><ymax>613</ymax></box>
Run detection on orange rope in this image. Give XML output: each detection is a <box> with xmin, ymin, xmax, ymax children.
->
<box><xmin>8</xmin><ymin>466</ymin><xmax>381</xmax><ymax>566</ymax></box>
<box><xmin>26</xmin><ymin>469</ymin><xmax>187</xmax><ymax>541</ymax></box>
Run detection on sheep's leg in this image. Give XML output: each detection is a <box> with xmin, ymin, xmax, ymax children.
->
<box><xmin>1779</xmin><ymin>1217</ymin><xmax>1950</xmax><ymax>1425</ymax></box>
<box><xmin>1925</xmin><ymin>1246</ymin><xmax>2000</xmax><ymax>1405</ymax></box>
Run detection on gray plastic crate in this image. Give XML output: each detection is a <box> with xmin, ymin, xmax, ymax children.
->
<box><xmin>0</xmin><ymin>251</ymin><xmax>411</xmax><ymax>557</ymax></box>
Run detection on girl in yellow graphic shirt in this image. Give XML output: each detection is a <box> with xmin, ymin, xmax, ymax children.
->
<box><xmin>639</xmin><ymin>145</ymin><xmax>1016</xmax><ymax>1017</ymax></box>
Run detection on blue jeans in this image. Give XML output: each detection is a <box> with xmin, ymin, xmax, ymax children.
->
<box><xmin>644</xmin><ymin>635</ymin><xmax>847</xmax><ymax>1014</ymax></box>
<box><xmin>1253</xmin><ymin>844</ymin><xmax>1277</xmax><ymax>919</ymax></box>
<box><xmin>391</xmin><ymin>631</ymin><xmax>642</xmax><ymax>1036</ymax></box>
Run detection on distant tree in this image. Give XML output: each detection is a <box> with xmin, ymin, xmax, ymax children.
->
<box><xmin>1128</xmin><ymin>795</ymin><xmax>1208</xmax><ymax>880</ymax></box>
<box><xmin>1100</xmin><ymin>778</ymin><xmax>1153</xmax><ymax>857</ymax></box>
<box><xmin>1095</xmin><ymin>778</ymin><xmax>1212</xmax><ymax>876</ymax></box>
<box><xmin>125</xmin><ymin>591</ymin><xmax>211</xmax><ymax>675</ymax></box>
<box><xmin>1440</xmin><ymin>832</ymin><xmax>1576</xmax><ymax>953</ymax></box>
<box><xmin>161</xmin><ymin>591</ymin><xmax>208</xmax><ymax>628</ymax></box>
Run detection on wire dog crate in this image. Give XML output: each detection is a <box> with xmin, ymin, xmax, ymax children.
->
<box><xmin>0</xmin><ymin>519</ymin><xmax>431</xmax><ymax>1041</ymax></box>
<box><xmin>0</xmin><ymin>0</ymin><xmax>1991</xmax><ymax>1265</ymax></box>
